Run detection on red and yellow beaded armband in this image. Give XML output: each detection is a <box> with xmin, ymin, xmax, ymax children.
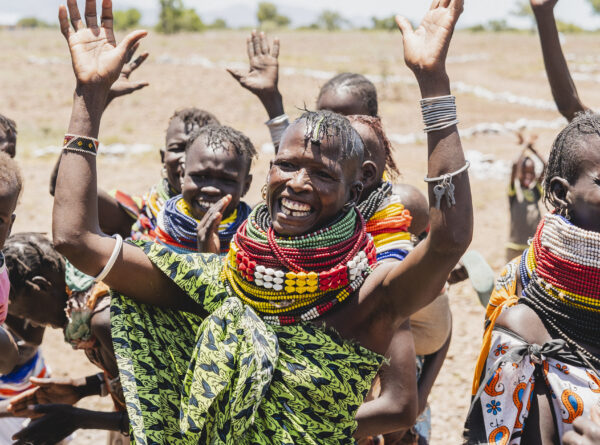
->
<box><xmin>63</xmin><ymin>134</ymin><xmax>99</xmax><ymax>156</ymax></box>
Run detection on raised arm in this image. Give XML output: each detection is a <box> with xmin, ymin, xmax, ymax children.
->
<box><xmin>227</xmin><ymin>31</ymin><xmax>288</xmax><ymax>151</ymax></box>
<box><xmin>531</xmin><ymin>0</ymin><xmax>588</xmax><ymax>121</ymax></box>
<box><xmin>374</xmin><ymin>0</ymin><xmax>473</xmax><ymax>320</ymax></box>
<box><xmin>52</xmin><ymin>0</ymin><xmax>192</xmax><ymax>311</ymax></box>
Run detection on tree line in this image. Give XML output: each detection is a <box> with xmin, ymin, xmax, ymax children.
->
<box><xmin>12</xmin><ymin>0</ymin><xmax>600</xmax><ymax>33</ymax></box>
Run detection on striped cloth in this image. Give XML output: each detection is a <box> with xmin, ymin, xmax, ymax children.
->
<box><xmin>0</xmin><ymin>351</ymin><xmax>49</xmax><ymax>401</ymax></box>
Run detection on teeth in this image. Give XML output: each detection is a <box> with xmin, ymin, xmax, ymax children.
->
<box><xmin>281</xmin><ymin>198</ymin><xmax>312</xmax><ymax>216</ymax></box>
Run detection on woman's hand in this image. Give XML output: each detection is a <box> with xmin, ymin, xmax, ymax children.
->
<box><xmin>8</xmin><ymin>377</ymin><xmax>84</xmax><ymax>418</ymax></box>
<box><xmin>530</xmin><ymin>0</ymin><xmax>558</xmax><ymax>14</ymax></box>
<box><xmin>107</xmin><ymin>44</ymin><xmax>149</xmax><ymax>104</ymax></box>
<box><xmin>227</xmin><ymin>31</ymin><xmax>280</xmax><ymax>98</ymax></box>
<box><xmin>12</xmin><ymin>404</ymin><xmax>82</xmax><ymax>444</ymax></box>
<box><xmin>59</xmin><ymin>0</ymin><xmax>147</xmax><ymax>91</ymax></box>
<box><xmin>563</xmin><ymin>406</ymin><xmax>600</xmax><ymax>445</ymax></box>
<box><xmin>197</xmin><ymin>195</ymin><xmax>232</xmax><ymax>254</ymax></box>
<box><xmin>395</xmin><ymin>0</ymin><xmax>464</xmax><ymax>77</ymax></box>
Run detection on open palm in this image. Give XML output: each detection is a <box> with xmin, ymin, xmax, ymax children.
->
<box><xmin>228</xmin><ymin>31</ymin><xmax>280</xmax><ymax>96</ymax></box>
<box><xmin>59</xmin><ymin>0</ymin><xmax>147</xmax><ymax>89</ymax></box>
<box><xmin>396</xmin><ymin>0</ymin><xmax>463</xmax><ymax>74</ymax></box>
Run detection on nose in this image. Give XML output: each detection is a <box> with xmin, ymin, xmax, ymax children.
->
<box><xmin>287</xmin><ymin>168</ymin><xmax>311</xmax><ymax>193</ymax></box>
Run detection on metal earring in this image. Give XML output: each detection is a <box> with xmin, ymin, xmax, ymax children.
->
<box><xmin>261</xmin><ymin>184</ymin><xmax>267</xmax><ymax>201</ymax></box>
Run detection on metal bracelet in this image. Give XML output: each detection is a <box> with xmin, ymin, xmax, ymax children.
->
<box><xmin>424</xmin><ymin>161</ymin><xmax>470</xmax><ymax>209</ymax></box>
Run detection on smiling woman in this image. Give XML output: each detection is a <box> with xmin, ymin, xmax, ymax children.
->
<box><xmin>50</xmin><ymin>0</ymin><xmax>471</xmax><ymax>443</ymax></box>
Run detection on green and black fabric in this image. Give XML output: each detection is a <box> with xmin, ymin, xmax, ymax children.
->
<box><xmin>111</xmin><ymin>241</ymin><xmax>384</xmax><ymax>444</ymax></box>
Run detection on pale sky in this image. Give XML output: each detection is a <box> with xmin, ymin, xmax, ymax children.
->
<box><xmin>1</xmin><ymin>0</ymin><xmax>600</xmax><ymax>29</ymax></box>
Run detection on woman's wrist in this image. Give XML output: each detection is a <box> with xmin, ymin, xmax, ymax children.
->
<box><xmin>258</xmin><ymin>90</ymin><xmax>285</xmax><ymax>119</ymax></box>
<box><xmin>416</xmin><ymin>71</ymin><xmax>451</xmax><ymax>98</ymax></box>
<box><xmin>68</xmin><ymin>86</ymin><xmax>108</xmax><ymax>138</ymax></box>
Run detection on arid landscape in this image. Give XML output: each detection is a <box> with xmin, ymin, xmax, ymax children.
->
<box><xmin>3</xmin><ymin>27</ymin><xmax>600</xmax><ymax>443</ymax></box>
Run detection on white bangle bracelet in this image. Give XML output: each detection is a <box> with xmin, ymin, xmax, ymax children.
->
<box><xmin>95</xmin><ymin>234</ymin><xmax>123</xmax><ymax>283</ymax></box>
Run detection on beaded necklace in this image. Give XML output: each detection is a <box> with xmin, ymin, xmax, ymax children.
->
<box><xmin>357</xmin><ymin>182</ymin><xmax>413</xmax><ymax>262</ymax></box>
<box><xmin>520</xmin><ymin>214</ymin><xmax>600</xmax><ymax>365</ymax></box>
<box><xmin>131</xmin><ymin>178</ymin><xmax>178</xmax><ymax>240</ymax></box>
<box><xmin>155</xmin><ymin>195</ymin><xmax>251</xmax><ymax>254</ymax></box>
<box><xmin>224</xmin><ymin>203</ymin><xmax>377</xmax><ymax>325</ymax></box>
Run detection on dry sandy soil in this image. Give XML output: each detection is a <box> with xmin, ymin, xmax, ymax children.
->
<box><xmin>2</xmin><ymin>27</ymin><xmax>600</xmax><ymax>444</ymax></box>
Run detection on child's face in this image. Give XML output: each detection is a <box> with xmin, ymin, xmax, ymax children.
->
<box><xmin>0</xmin><ymin>128</ymin><xmax>16</xmax><ymax>158</ymax></box>
<box><xmin>0</xmin><ymin>187</ymin><xmax>17</xmax><ymax>250</ymax></box>
<box><xmin>519</xmin><ymin>159</ymin><xmax>536</xmax><ymax>189</ymax></box>
<box><xmin>162</xmin><ymin>118</ymin><xmax>189</xmax><ymax>193</ymax></box>
<box><xmin>181</xmin><ymin>139</ymin><xmax>251</xmax><ymax>220</ymax></box>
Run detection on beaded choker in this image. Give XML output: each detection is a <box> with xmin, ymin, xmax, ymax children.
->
<box><xmin>155</xmin><ymin>196</ymin><xmax>251</xmax><ymax>254</ymax></box>
<box><xmin>224</xmin><ymin>203</ymin><xmax>377</xmax><ymax>325</ymax></box>
<box><xmin>358</xmin><ymin>182</ymin><xmax>414</xmax><ymax>262</ymax></box>
<box><xmin>520</xmin><ymin>214</ymin><xmax>600</xmax><ymax>364</ymax></box>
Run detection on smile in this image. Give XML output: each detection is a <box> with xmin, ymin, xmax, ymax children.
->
<box><xmin>281</xmin><ymin>197</ymin><xmax>313</xmax><ymax>217</ymax></box>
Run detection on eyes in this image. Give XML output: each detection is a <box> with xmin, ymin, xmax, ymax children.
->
<box><xmin>273</xmin><ymin>160</ymin><xmax>336</xmax><ymax>181</ymax></box>
<box><xmin>166</xmin><ymin>144</ymin><xmax>185</xmax><ymax>153</ymax></box>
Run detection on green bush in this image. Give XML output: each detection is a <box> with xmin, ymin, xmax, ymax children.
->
<box><xmin>113</xmin><ymin>9</ymin><xmax>142</xmax><ymax>31</ymax></box>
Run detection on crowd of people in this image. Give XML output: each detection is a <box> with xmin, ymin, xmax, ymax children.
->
<box><xmin>0</xmin><ymin>0</ymin><xmax>599</xmax><ymax>443</ymax></box>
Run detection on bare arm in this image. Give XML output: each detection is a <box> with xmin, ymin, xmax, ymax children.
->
<box><xmin>52</xmin><ymin>0</ymin><xmax>194</xmax><ymax>311</ymax></box>
<box><xmin>531</xmin><ymin>0</ymin><xmax>588</xmax><ymax>121</ymax></box>
<box><xmin>354</xmin><ymin>320</ymin><xmax>418</xmax><ymax>438</ymax></box>
<box><xmin>371</xmin><ymin>0</ymin><xmax>472</xmax><ymax>321</ymax></box>
<box><xmin>0</xmin><ymin>326</ymin><xmax>19</xmax><ymax>374</ymax></box>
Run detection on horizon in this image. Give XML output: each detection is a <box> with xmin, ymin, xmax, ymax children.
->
<box><xmin>1</xmin><ymin>0</ymin><xmax>600</xmax><ymax>30</ymax></box>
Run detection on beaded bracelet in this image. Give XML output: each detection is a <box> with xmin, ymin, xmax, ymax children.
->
<box><xmin>420</xmin><ymin>95</ymin><xmax>459</xmax><ymax>133</ymax></box>
<box><xmin>63</xmin><ymin>134</ymin><xmax>99</xmax><ymax>156</ymax></box>
<box><xmin>424</xmin><ymin>161</ymin><xmax>470</xmax><ymax>209</ymax></box>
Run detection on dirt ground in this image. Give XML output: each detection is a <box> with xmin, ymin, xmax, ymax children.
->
<box><xmin>3</xmin><ymin>27</ymin><xmax>600</xmax><ymax>443</ymax></box>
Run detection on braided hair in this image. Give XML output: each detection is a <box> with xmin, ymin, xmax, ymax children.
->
<box><xmin>348</xmin><ymin>115</ymin><xmax>399</xmax><ymax>180</ymax></box>
<box><xmin>317</xmin><ymin>73</ymin><xmax>378</xmax><ymax>117</ymax></box>
<box><xmin>169</xmin><ymin>108</ymin><xmax>220</xmax><ymax>134</ymax></box>
<box><xmin>186</xmin><ymin>124</ymin><xmax>257</xmax><ymax>175</ymax></box>
<box><xmin>296</xmin><ymin>109</ymin><xmax>364</xmax><ymax>163</ymax></box>
<box><xmin>543</xmin><ymin>110</ymin><xmax>600</xmax><ymax>211</ymax></box>
<box><xmin>4</xmin><ymin>233</ymin><xmax>65</xmax><ymax>300</ymax></box>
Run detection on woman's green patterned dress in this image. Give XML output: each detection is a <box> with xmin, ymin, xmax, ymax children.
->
<box><xmin>111</xmin><ymin>241</ymin><xmax>384</xmax><ymax>444</ymax></box>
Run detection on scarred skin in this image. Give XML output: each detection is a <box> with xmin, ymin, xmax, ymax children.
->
<box><xmin>51</xmin><ymin>0</ymin><xmax>471</xmax><ymax>440</ymax></box>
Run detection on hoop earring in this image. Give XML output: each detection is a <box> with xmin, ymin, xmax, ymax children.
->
<box><xmin>261</xmin><ymin>184</ymin><xmax>267</xmax><ymax>201</ymax></box>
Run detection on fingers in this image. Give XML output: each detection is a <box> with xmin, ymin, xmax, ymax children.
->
<box><xmin>272</xmin><ymin>38</ymin><xmax>280</xmax><ymax>58</ymax></box>
<box><xmin>116</xmin><ymin>30</ymin><xmax>148</xmax><ymax>62</ymax></box>
<box><xmin>592</xmin><ymin>404</ymin><xmax>600</xmax><ymax>424</ymax></box>
<box><xmin>251</xmin><ymin>30</ymin><xmax>261</xmax><ymax>57</ymax></box>
<box><xmin>217</xmin><ymin>195</ymin><xmax>232</xmax><ymax>213</ymax></box>
<box><xmin>130</xmin><ymin>52</ymin><xmax>149</xmax><ymax>72</ymax></box>
<box><xmin>260</xmin><ymin>31</ymin><xmax>270</xmax><ymax>54</ymax></box>
<box><xmin>131</xmin><ymin>81</ymin><xmax>150</xmax><ymax>91</ymax></box>
<box><xmin>66</xmin><ymin>0</ymin><xmax>83</xmax><ymax>30</ymax></box>
<box><xmin>395</xmin><ymin>15</ymin><xmax>414</xmax><ymax>36</ymax></box>
<box><xmin>246</xmin><ymin>36</ymin><xmax>254</xmax><ymax>61</ymax></box>
<box><xmin>449</xmin><ymin>0</ymin><xmax>465</xmax><ymax>14</ymax></box>
<box><xmin>101</xmin><ymin>0</ymin><xmax>114</xmax><ymax>30</ymax></box>
<box><xmin>84</xmin><ymin>0</ymin><xmax>98</xmax><ymax>28</ymax></box>
<box><xmin>58</xmin><ymin>5</ymin><xmax>71</xmax><ymax>39</ymax></box>
<box><xmin>226</xmin><ymin>68</ymin><xmax>244</xmax><ymax>82</ymax></box>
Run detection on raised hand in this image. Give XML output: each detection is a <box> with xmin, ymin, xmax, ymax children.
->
<box><xmin>530</xmin><ymin>0</ymin><xmax>558</xmax><ymax>13</ymax></box>
<box><xmin>395</xmin><ymin>0</ymin><xmax>464</xmax><ymax>76</ymax></box>
<box><xmin>8</xmin><ymin>377</ymin><xmax>83</xmax><ymax>418</ymax></box>
<box><xmin>107</xmin><ymin>43</ymin><xmax>150</xmax><ymax>104</ymax></box>
<box><xmin>197</xmin><ymin>195</ymin><xmax>232</xmax><ymax>254</ymax></box>
<box><xmin>59</xmin><ymin>0</ymin><xmax>147</xmax><ymax>90</ymax></box>
<box><xmin>227</xmin><ymin>31</ymin><xmax>280</xmax><ymax>98</ymax></box>
<box><xmin>563</xmin><ymin>405</ymin><xmax>600</xmax><ymax>445</ymax></box>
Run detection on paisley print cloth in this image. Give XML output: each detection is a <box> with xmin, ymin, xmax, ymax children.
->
<box><xmin>111</xmin><ymin>241</ymin><xmax>384</xmax><ymax>444</ymax></box>
<box><xmin>465</xmin><ymin>328</ymin><xmax>600</xmax><ymax>444</ymax></box>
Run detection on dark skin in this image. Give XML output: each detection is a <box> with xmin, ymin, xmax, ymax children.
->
<box><xmin>52</xmin><ymin>0</ymin><xmax>471</xmax><ymax>438</ymax></box>
<box><xmin>0</xmin><ymin>185</ymin><xmax>19</xmax><ymax>374</ymax></box>
<box><xmin>0</xmin><ymin>128</ymin><xmax>16</xmax><ymax>158</ymax></box>
<box><xmin>531</xmin><ymin>0</ymin><xmax>589</xmax><ymax>122</ymax></box>
<box><xmin>182</xmin><ymin>139</ymin><xmax>252</xmax><ymax>253</ymax></box>
<box><xmin>495</xmin><ymin>141</ymin><xmax>600</xmax><ymax>444</ymax></box>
